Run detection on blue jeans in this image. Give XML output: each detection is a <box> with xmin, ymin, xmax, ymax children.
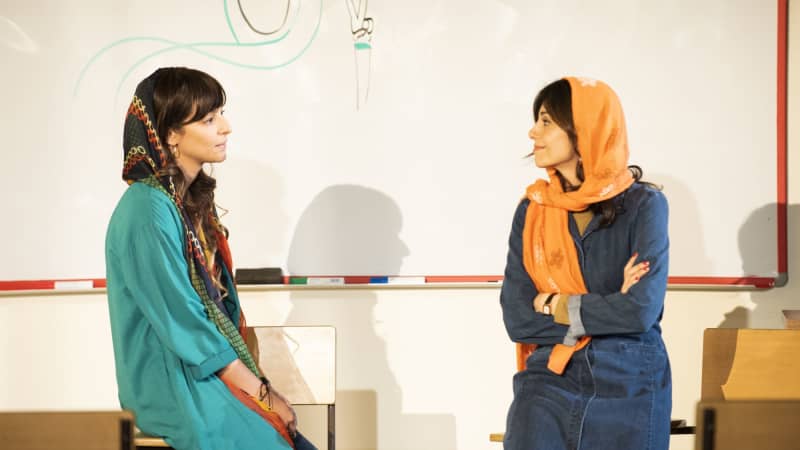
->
<box><xmin>292</xmin><ymin>431</ymin><xmax>318</xmax><ymax>450</ymax></box>
<box><xmin>504</xmin><ymin>333</ymin><xmax>672</xmax><ymax>450</ymax></box>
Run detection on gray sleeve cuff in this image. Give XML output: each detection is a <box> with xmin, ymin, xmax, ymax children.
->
<box><xmin>562</xmin><ymin>294</ymin><xmax>585</xmax><ymax>346</ymax></box>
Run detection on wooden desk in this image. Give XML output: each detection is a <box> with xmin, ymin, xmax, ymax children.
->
<box><xmin>0</xmin><ymin>411</ymin><xmax>135</xmax><ymax>450</ymax></box>
<box><xmin>692</xmin><ymin>329</ymin><xmax>800</xmax><ymax>449</ymax></box>
<box><xmin>702</xmin><ymin>328</ymin><xmax>800</xmax><ymax>401</ymax></box>
<box><xmin>695</xmin><ymin>400</ymin><xmax>800</xmax><ymax>450</ymax></box>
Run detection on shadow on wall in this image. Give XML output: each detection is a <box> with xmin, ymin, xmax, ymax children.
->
<box><xmin>285</xmin><ymin>185</ymin><xmax>457</xmax><ymax>450</ymax></box>
<box><xmin>287</xmin><ymin>184</ymin><xmax>408</xmax><ymax>275</ymax></box>
<box><xmin>718</xmin><ymin>203</ymin><xmax>799</xmax><ymax>329</ymax></box>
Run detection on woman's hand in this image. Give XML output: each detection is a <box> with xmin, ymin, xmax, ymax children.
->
<box><xmin>621</xmin><ymin>253</ymin><xmax>649</xmax><ymax>294</ymax></box>
<box><xmin>217</xmin><ymin>360</ymin><xmax>298</xmax><ymax>436</ymax></box>
<box><xmin>267</xmin><ymin>388</ymin><xmax>297</xmax><ymax>437</ymax></box>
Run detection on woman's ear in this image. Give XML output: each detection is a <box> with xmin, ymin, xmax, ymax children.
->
<box><xmin>166</xmin><ymin>128</ymin><xmax>183</xmax><ymax>147</ymax></box>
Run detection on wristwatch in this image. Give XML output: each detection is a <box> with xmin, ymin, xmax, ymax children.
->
<box><xmin>542</xmin><ymin>293</ymin><xmax>557</xmax><ymax>315</ymax></box>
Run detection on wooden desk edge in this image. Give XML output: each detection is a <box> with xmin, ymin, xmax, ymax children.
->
<box><xmin>134</xmin><ymin>435</ymin><xmax>170</xmax><ymax>447</ymax></box>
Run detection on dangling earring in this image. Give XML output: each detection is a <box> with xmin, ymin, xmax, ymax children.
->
<box><xmin>170</xmin><ymin>145</ymin><xmax>180</xmax><ymax>160</ymax></box>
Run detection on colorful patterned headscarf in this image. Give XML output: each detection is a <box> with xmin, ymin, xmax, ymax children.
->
<box><xmin>122</xmin><ymin>68</ymin><xmax>262</xmax><ymax>378</ymax></box>
<box><xmin>521</xmin><ymin>76</ymin><xmax>634</xmax><ymax>375</ymax></box>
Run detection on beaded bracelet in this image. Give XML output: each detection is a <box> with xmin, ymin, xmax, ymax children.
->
<box><xmin>258</xmin><ymin>376</ymin><xmax>272</xmax><ymax>409</ymax></box>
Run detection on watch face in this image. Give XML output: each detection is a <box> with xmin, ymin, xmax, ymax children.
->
<box><xmin>543</xmin><ymin>305</ymin><xmax>551</xmax><ymax>315</ymax></box>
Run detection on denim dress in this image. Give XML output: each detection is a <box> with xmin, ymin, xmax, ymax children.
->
<box><xmin>500</xmin><ymin>183</ymin><xmax>672</xmax><ymax>450</ymax></box>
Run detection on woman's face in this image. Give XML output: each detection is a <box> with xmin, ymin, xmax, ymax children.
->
<box><xmin>169</xmin><ymin>107</ymin><xmax>232</xmax><ymax>174</ymax></box>
<box><xmin>529</xmin><ymin>105</ymin><xmax>578</xmax><ymax>172</ymax></box>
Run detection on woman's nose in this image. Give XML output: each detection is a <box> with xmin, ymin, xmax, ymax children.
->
<box><xmin>219</xmin><ymin>116</ymin><xmax>232</xmax><ymax>135</ymax></box>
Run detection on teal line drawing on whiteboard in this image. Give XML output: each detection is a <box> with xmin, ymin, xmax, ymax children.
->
<box><xmin>237</xmin><ymin>0</ymin><xmax>292</xmax><ymax>35</ymax></box>
<box><xmin>74</xmin><ymin>0</ymin><xmax>321</xmax><ymax>99</ymax></box>
<box><xmin>346</xmin><ymin>0</ymin><xmax>373</xmax><ymax>110</ymax></box>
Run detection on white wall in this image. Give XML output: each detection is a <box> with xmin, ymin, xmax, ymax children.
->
<box><xmin>0</xmin><ymin>2</ymin><xmax>797</xmax><ymax>449</ymax></box>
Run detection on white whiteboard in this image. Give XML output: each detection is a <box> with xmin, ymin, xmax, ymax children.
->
<box><xmin>0</xmin><ymin>0</ymin><xmax>783</xmax><ymax>281</ymax></box>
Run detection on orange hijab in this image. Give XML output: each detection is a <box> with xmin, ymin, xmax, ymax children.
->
<box><xmin>521</xmin><ymin>77</ymin><xmax>634</xmax><ymax>374</ymax></box>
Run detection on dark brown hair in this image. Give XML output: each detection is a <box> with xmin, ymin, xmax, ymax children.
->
<box><xmin>531</xmin><ymin>79</ymin><xmax>658</xmax><ymax>227</ymax></box>
<box><xmin>153</xmin><ymin>67</ymin><xmax>227</xmax><ymax>252</ymax></box>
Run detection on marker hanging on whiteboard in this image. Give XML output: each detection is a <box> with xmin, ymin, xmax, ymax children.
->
<box><xmin>347</xmin><ymin>0</ymin><xmax>374</xmax><ymax>110</ymax></box>
<box><xmin>306</xmin><ymin>277</ymin><xmax>346</xmax><ymax>286</ymax></box>
<box><xmin>386</xmin><ymin>276</ymin><xmax>426</xmax><ymax>285</ymax></box>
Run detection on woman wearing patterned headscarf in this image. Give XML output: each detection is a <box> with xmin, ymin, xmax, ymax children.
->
<box><xmin>106</xmin><ymin>67</ymin><xmax>317</xmax><ymax>450</ymax></box>
<box><xmin>500</xmin><ymin>77</ymin><xmax>672</xmax><ymax>449</ymax></box>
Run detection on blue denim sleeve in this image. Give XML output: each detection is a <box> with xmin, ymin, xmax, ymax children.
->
<box><xmin>500</xmin><ymin>200</ymin><xmax>569</xmax><ymax>344</ymax></box>
<box><xmin>578</xmin><ymin>190</ymin><xmax>670</xmax><ymax>336</ymax></box>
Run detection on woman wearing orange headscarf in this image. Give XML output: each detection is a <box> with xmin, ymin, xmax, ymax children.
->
<box><xmin>500</xmin><ymin>77</ymin><xmax>671</xmax><ymax>449</ymax></box>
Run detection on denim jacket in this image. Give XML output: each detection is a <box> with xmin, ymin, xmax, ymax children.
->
<box><xmin>500</xmin><ymin>182</ymin><xmax>669</xmax><ymax>346</ymax></box>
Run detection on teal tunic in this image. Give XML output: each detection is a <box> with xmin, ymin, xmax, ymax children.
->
<box><xmin>105</xmin><ymin>182</ymin><xmax>291</xmax><ymax>450</ymax></box>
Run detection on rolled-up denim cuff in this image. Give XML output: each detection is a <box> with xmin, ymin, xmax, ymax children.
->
<box><xmin>562</xmin><ymin>294</ymin><xmax>585</xmax><ymax>346</ymax></box>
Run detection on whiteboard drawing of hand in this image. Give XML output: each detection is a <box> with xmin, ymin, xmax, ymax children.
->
<box><xmin>346</xmin><ymin>0</ymin><xmax>374</xmax><ymax>39</ymax></box>
<box><xmin>346</xmin><ymin>0</ymin><xmax>374</xmax><ymax>110</ymax></box>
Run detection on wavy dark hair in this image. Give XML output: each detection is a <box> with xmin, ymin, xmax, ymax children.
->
<box><xmin>152</xmin><ymin>67</ymin><xmax>227</xmax><ymax>254</ymax></box>
<box><xmin>531</xmin><ymin>79</ymin><xmax>660</xmax><ymax>227</ymax></box>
